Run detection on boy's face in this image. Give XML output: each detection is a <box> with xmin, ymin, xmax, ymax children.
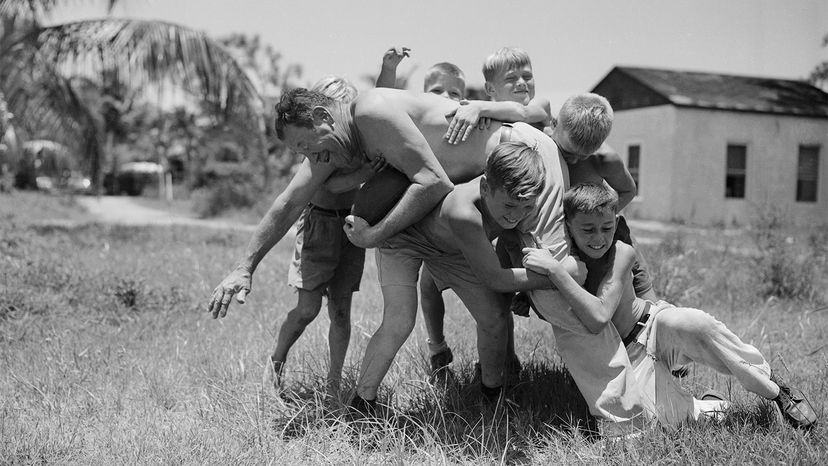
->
<box><xmin>424</xmin><ymin>74</ymin><xmax>465</xmax><ymax>102</ymax></box>
<box><xmin>486</xmin><ymin>64</ymin><xmax>535</xmax><ymax>105</ymax></box>
<box><xmin>552</xmin><ymin>124</ymin><xmax>593</xmax><ymax>164</ymax></box>
<box><xmin>482</xmin><ymin>181</ymin><xmax>537</xmax><ymax>229</ymax></box>
<box><xmin>566</xmin><ymin>210</ymin><xmax>617</xmax><ymax>259</ymax></box>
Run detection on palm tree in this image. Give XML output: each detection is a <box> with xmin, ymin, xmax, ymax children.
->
<box><xmin>0</xmin><ymin>0</ymin><xmax>266</xmax><ymax>191</ymax></box>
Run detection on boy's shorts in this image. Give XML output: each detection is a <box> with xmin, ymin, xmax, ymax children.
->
<box><xmin>376</xmin><ymin>227</ymin><xmax>483</xmax><ymax>292</ymax></box>
<box><xmin>288</xmin><ymin>205</ymin><xmax>365</xmax><ymax>298</ymax></box>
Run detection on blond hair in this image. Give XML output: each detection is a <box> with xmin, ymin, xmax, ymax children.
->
<box><xmin>557</xmin><ymin>93</ymin><xmax>613</xmax><ymax>155</ymax></box>
<box><xmin>482</xmin><ymin>47</ymin><xmax>532</xmax><ymax>82</ymax></box>
<box><xmin>485</xmin><ymin>141</ymin><xmax>545</xmax><ymax>200</ymax></box>
<box><xmin>311</xmin><ymin>75</ymin><xmax>358</xmax><ymax>103</ymax></box>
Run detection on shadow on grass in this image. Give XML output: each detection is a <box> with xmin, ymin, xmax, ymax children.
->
<box><xmin>269</xmin><ymin>361</ymin><xmax>597</xmax><ymax>462</ymax></box>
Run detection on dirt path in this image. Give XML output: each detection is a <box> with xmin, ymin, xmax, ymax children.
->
<box><xmin>75</xmin><ymin>196</ymin><xmax>258</xmax><ymax>231</ymax></box>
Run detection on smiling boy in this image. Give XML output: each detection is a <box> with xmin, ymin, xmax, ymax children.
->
<box><xmin>521</xmin><ymin>183</ymin><xmax>818</xmax><ymax>429</ymax></box>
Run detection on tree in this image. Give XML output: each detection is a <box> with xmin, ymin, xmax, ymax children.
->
<box><xmin>808</xmin><ymin>33</ymin><xmax>828</xmax><ymax>91</ymax></box>
<box><xmin>0</xmin><ymin>0</ymin><xmax>265</xmax><ymax>191</ymax></box>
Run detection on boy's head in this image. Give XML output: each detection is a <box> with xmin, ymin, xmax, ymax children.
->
<box><xmin>311</xmin><ymin>75</ymin><xmax>358</xmax><ymax>103</ymax></box>
<box><xmin>563</xmin><ymin>183</ymin><xmax>619</xmax><ymax>259</ymax></box>
<box><xmin>423</xmin><ymin>62</ymin><xmax>466</xmax><ymax>101</ymax></box>
<box><xmin>552</xmin><ymin>93</ymin><xmax>613</xmax><ymax>162</ymax></box>
<box><xmin>482</xmin><ymin>47</ymin><xmax>535</xmax><ymax>105</ymax></box>
<box><xmin>481</xmin><ymin>141</ymin><xmax>546</xmax><ymax>229</ymax></box>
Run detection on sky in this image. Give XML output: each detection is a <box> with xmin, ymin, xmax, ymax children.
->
<box><xmin>52</xmin><ymin>0</ymin><xmax>828</xmax><ymax>110</ymax></box>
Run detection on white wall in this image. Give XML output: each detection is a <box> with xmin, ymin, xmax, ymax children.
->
<box><xmin>607</xmin><ymin>107</ymin><xmax>828</xmax><ymax>226</ymax></box>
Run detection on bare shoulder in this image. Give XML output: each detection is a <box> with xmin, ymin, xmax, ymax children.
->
<box><xmin>612</xmin><ymin>240</ymin><xmax>636</xmax><ymax>269</ymax></box>
<box><xmin>443</xmin><ymin>182</ymin><xmax>483</xmax><ymax>226</ymax></box>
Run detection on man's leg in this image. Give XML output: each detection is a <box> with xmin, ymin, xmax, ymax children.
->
<box><xmin>419</xmin><ymin>266</ymin><xmax>453</xmax><ymax>373</ymax></box>
<box><xmin>270</xmin><ymin>288</ymin><xmax>325</xmax><ymax>383</ymax></box>
<box><xmin>326</xmin><ymin>293</ymin><xmax>353</xmax><ymax>393</ymax></box>
<box><xmin>355</xmin><ymin>284</ymin><xmax>419</xmax><ymax>401</ymax></box>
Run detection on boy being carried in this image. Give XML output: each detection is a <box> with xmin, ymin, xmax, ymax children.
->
<box><xmin>522</xmin><ymin>183</ymin><xmax>818</xmax><ymax>430</ymax></box>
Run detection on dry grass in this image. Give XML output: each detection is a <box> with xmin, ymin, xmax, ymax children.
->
<box><xmin>1</xmin><ymin>192</ymin><xmax>826</xmax><ymax>464</ymax></box>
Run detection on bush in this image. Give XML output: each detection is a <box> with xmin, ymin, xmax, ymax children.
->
<box><xmin>189</xmin><ymin>162</ymin><xmax>258</xmax><ymax>218</ymax></box>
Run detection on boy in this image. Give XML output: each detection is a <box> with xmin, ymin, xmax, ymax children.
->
<box><xmin>263</xmin><ymin>76</ymin><xmax>377</xmax><ymax>394</ymax></box>
<box><xmin>521</xmin><ymin>183</ymin><xmax>818</xmax><ymax>429</ymax></box>
<box><xmin>351</xmin><ymin>141</ymin><xmax>582</xmax><ymax>409</ymax></box>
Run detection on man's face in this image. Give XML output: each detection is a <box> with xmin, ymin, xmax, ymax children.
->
<box><xmin>552</xmin><ymin>125</ymin><xmax>593</xmax><ymax>164</ymax></box>
<box><xmin>281</xmin><ymin>117</ymin><xmax>351</xmax><ymax>168</ymax></box>
<box><xmin>424</xmin><ymin>74</ymin><xmax>466</xmax><ymax>102</ymax></box>
<box><xmin>486</xmin><ymin>64</ymin><xmax>535</xmax><ymax>105</ymax></box>
<box><xmin>483</xmin><ymin>183</ymin><xmax>537</xmax><ymax>229</ymax></box>
<box><xmin>566</xmin><ymin>210</ymin><xmax>617</xmax><ymax>259</ymax></box>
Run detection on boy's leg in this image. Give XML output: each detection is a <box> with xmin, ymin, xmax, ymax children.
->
<box><xmin>270</xmin><ymin>288</ymin><xmax>324</xmax><ymax>379</ymax></box>
<box><xmin>419</xmin><ymin>266</ymin><xmax>453</xmax><ymax>372</ymax></box>
<box><xmin>355</xmin><ymin>284</ymin><xmax>419</xmax><ymax>400</ymax></box>
<box><xmin>325</xmin><ymin>293</ymin><xmax>352</xmax><ymax>392</ymax></box>
<box><xmin>451</xmin><ymin>286</ymin><xmax>509</xmax><ymax>391</ymax></box>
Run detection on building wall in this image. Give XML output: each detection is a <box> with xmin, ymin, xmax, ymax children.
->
<box><xmin>607</xmin><ymin>107</ymin><xmax>828</xmax><ymax>226</ymax></box>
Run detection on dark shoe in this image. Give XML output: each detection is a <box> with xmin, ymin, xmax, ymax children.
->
<box><xmin>430</xmin><ymin>347</ymin><xmax>454</xmax><ymax>372</ymax></box>
<box><xmin>509</xmin><ymin>292</ymin><xmax>531</xmax><ymax>317</ymax></box>
<box><xmin>481</xmin><ymin>383</ymin><xmax>503</xmax><ymax>403</ymax></box>
<box><xmin>672</xmin><ymin>365</ymin><xmax>690</xmax><ymax>378</ymax></box>
<box><xmin>349</xmin><ymin>395</ymin><xmax>378</xmax><ymax>417</ymax></box>
<box><xmin>504</xmin><ymin>355</ymin><xmax>522</xmax><ymax>386</ymax></box>
<box><xmin>771</xmin><ymin>374</ymin><xmax>818</xmax><ymax>430</ymax></box>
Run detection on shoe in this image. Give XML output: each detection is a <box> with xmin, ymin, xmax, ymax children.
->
<box><xmin>430</xmin><ymin>347</ymin><xmax>454</xmax><ymax>372</ymax></box>
<box><xmin>771</xmin><ymin>374</ymin><xmax>818</xmax><ymax>430</ymax></box>
<box><xmin>262</xmin><ymin>358</ymin><xmax>284</xmax><ymax>391</ymax></box>
<box><xmin>349</xmin><ymin>395</ymin><xmax>378</xmax><ymax>417</ymax></box>
<box><xmin>697</xmin><ymin>389</ymin><xmax>731</xmax><ymax>422</ymax></box>
<box><xmin>504</xmin><ymin>354</ymin><xmax>521</xmax><ymax>385</ymax></box>
<box><xmin>481</xmin><ymin>383</ymin><xmax>503</xmax><ymax>403</ymax></box>
<box><xmin>509</xmin><ymin>292</ymin><xmax>531</xmax><ymax>317</ymax></box>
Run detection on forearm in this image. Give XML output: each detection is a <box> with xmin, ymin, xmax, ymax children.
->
<box><xmin>547</xmin><ymin>268</ymin><xmax>613</xmax><ymax>333</ymax></box>
<box><xmin>237</xmin><ymin>198</ymin><xmax>304</xmax><ymax>272</ymax></box>
<box><xmin>617</xmin><ymin>190</ymin><xmax>635</xmax><ymax>211</ymax></box>
<box><xmin>481</xmin><ymin>268</ymin><xmax>554</xmax><ymax>293</ymax></box>
<box><xmin>371</xmin><ymin>179</ymin><xmax>453</xmax><ymax>242</ymax></box>
<box><xmin>376</xmin><ymin>67</ymin><xmax>397</xmax><ymax>88</ymax></box>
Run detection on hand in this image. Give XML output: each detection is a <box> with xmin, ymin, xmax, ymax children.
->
<box><xmin>344</xmin><ymin>215</ymin><xmax>378</xmax><ymax>248</ymax></box>
<box><xmin>382</xmin><ymin>46</ymin><xmax>410</xmax><ymax>70</ymax></box>
<box><xmin>208</xmin><ymin>267</ymin><xmax>251</xmax><ymax>319</ymax></box>
<box><xmin>444</xmin><ymin>101</ymin><xmax>482</xmax><ymax>144</ymax></box>
<box><xmin>368</xmin><ymin>155</ymin><xmax>388</xmax><ymax>173</ymax></box>
<box><xmin>520</xmin><ymin>247</ymin><xmax>559</xmax><ymax>276</ymax></box>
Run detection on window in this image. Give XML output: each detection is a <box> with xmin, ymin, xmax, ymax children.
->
<box><xmin>725</xmin><ymin>144</ymin><xmax>747</xmax><ymax>198</ymax></box>
<box><xmin>627</xmin><ymin>145</ymin><xmax>640</xmax><ymax>195</ymax></box>
<box><xmin>797</xmin><ymin>145</ymin><xmax>820</xmax><ymax>202</ymax></box>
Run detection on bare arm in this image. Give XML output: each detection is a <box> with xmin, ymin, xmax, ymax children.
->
<box><xmin>345</xmin><ymin>93</ymin><xmax>454</xmax><ymax>247</ymax></box>
<box><xmin>448</xmin><ymin>202</ymin><xmax>553</xmax><ymax>292</ymax></box>
<box><xmin>595</xmin><ymin>145</ymin><xmax>637</xmax><ymax>211</ymax></box>
<box><xmin>375</xmin><ymin>46</ymin><xmax>410</xmax><ymax>88</ymax></box>
<box><xmin>522</xmin><ymin>242</ymin><xmax>635</xmax><ymax>333</ymax></box>
<box><xmin>208</xmin><ymin>159</ymin><xmax>334</xmax><ymax>318</ymax></box>
<box><xmin>444</xmin><ymin>97</ymin><xmax>553</xmax><ymax>143</ymax></box>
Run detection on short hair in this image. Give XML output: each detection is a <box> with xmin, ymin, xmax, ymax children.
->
<box><xmin>563</xmin><ymin>183</ymin><xmax>619</xmax><ymax>220</ymax></box>
<box><xmin>311</xmin><ymin>75</ymin><xmax>358</xmax><ymax>103</ymax></box>
<box><xmin>273</xmin><ymin>88</ymin><xmax>334</xmax><ymax>140</ymax></box>
<box><xmin>423</xmin><ymin>62</ymin><xmax>466</xmax><ymax>90</ymax></box>
<box><xmin>557</xmin><ymin>93</ymin><xmax>614</xmax><ymax>154</ymax></box>
<box><xmin>485</xmin><ymin>141</ymin><xmax>546</xmax><ymax>200</ymax></box>
<box><xmin>482</xmin><ymin>47</ymin><xmax>532</xmax><ymax>82</ymax></box>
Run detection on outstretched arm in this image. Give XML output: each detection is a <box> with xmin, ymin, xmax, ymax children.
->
<box><xmin>208</xmin><ymin>160</ymin><xmax>333</xmax><ymax>318</ymax></box>
<box><xmin>522</xmin><ymin>242</ymin><xmax>634</xmax><ymax>333</ymax></box>
<box><xmin>376</xmin><ymin>46</ymin><xmax>410</xmax><ymax>88</ymax></box>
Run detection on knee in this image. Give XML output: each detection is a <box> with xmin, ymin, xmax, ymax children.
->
<box><xmin>475</xmin><ymin>313</ymin><xmax>508</xmax><ymax>337</ymax></box>
<box><xmin>327</xmin><ymin>298</ymin><xmax>352</xmax><ymax>324</ymax></box>
<box><xmin>659</xmin><ymin>307</ymin><xmax>718</xmax><ymax>339</ymax></box>
<box><xmin>290</xmin><ymin>304</ymin><xmax>321</xmax><ymax>326</ymax></box>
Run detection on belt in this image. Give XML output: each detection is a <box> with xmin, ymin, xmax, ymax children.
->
<box><xmin>622</xmin><ymin>301</ymin><xmax>652</xmax><ymax>347</ymax></box>
<box><xmin>308</xmin><ymin>204</ymin><xmax>351</xmax><ymax>217</ymax></box>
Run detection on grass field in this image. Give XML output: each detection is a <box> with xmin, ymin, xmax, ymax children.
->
<box><xmin>1</xmin><ymin>191</ymin><xmax>826</xmax><ymax>464</ymax></box>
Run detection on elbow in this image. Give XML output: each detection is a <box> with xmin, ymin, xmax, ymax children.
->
<box><xmin>585</xmin><ymin>316</ymin><xmax>612</xmax><ymax>334</ymax></box>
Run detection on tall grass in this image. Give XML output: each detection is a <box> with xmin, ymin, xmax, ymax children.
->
<box><xmin>1</xmin><ymin>192</ymin><xmax>826</xmax><ymax>464</ymax></box>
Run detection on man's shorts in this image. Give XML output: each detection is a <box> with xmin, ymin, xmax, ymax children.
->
<box><xmin>288</xmin><ymin>205</ymin><xmax>365</xmax><ymax>298</ymax></box>
<box><xmin>376</xmin><ymin>226</ymin><xmax>485</xmax><ymax>292</ymax></box>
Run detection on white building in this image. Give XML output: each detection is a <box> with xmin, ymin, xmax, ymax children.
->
<box><xmin>592</xmin><ymin>66</ymin><xmax>828</xmax><ymax>226</ymax></box>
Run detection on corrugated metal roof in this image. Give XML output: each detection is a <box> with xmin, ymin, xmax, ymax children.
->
<box><xmin>609</xmin><ymin>66</ymin><xmax>828</xmax><ymax>118</ymax></box>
